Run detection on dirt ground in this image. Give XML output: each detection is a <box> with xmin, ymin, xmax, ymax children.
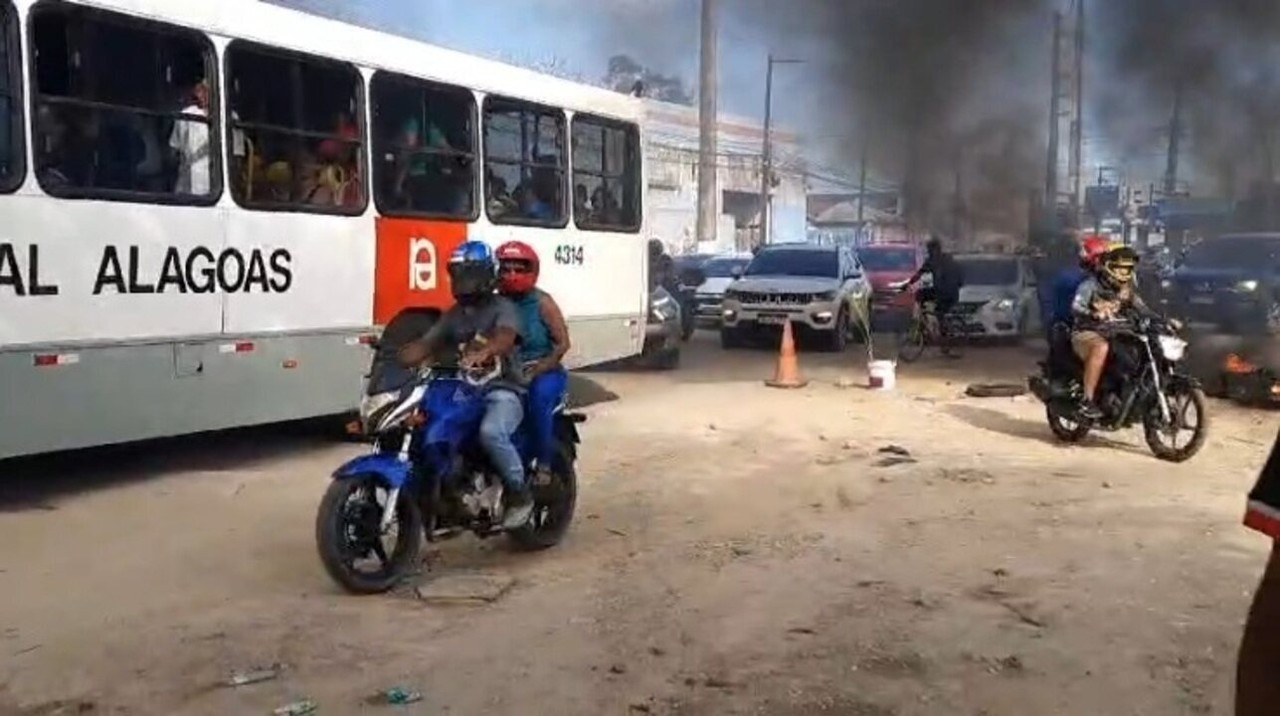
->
<box><xmin>1</xmin><ymin>332</ymin><xmax>1275</xmax><ymax>715</ymax></box>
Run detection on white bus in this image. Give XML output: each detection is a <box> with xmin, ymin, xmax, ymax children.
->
<box><xmin>0</xmin><ymin>0</ymin><xmax>649</xmax><ymax>459</ymax></box>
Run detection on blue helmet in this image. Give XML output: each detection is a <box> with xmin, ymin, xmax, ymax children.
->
<box><xmin>448</xmin><ymin>240</ymin><xmax>496</xmax><ymax>302</ymax></box>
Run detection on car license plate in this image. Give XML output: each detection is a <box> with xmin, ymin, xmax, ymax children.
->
<box><xmin>757</xmin><ymin>313</ymin><xmax>789</xmax><ymax>325</ymax></box>
<box><xmin>1189</xmin><ymin>296</ymin><xmax>1214</xmax><ymax>305</ymax></box>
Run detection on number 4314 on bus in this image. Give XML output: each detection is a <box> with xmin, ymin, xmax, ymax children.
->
<box><xmin>554</xmin><ymin>244</ymin><xmax>584</xmax><ymax>266</ymax></box>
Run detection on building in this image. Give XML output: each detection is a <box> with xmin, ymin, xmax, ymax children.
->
<box><xmin>643</xmin><ymin>100</ymin><xmax>807</xmax><ymax>255</ymax></box>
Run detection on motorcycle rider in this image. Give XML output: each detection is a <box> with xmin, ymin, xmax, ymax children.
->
<box><xmin>1069</xmin><ymin>243</ymin><xmax>1157</xmax><ymax>420</ymax></box>
<box><xmin>398</xmin><ymin>240</ymin><xmax>534</xmax><ymax>529</ymax></box>
<box><xmin>900</xmin><ymin>235</ymin><xmax>964</xmax><ymax>330</ymax></box>
<box><xmin>495</xmin><ymin>240</ymin><xmax>571</xmax><ymax>487</ymax></box>
<box><xmin>649</xmin><ymin>238</ymin><xmax>675</xmax><ymax>291</ymax></box>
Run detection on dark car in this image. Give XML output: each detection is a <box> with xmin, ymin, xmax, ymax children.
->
<box><xmin>1165</xmin><ymin>233</ymin><xmax>1280</xmax><ymax>333</ymax></box>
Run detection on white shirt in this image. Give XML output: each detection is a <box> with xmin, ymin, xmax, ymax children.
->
<box><xmin>169</xmin><ymin>104</ymin><xmax>210</xmax><ymax>195</ymax></box>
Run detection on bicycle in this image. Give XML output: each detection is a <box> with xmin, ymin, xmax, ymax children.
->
<box><xmin>894</xmin><ymin>293</ymin><xmax>966</xmax><ymax>363</ymax></box>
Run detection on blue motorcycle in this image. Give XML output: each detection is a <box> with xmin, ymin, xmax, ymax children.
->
<box><xmin>316</xmin><ymin>361</ymin><xmax>583</xmax><ymax>594</ymax></box>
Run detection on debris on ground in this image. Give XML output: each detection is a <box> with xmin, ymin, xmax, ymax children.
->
<box><xmin>609</xmin><ymin>663</ymin><xmax>628</xmax><ymax>675</ymax></box>
<box><xmin>964</xmin><ymin>383</ymin><xmax>1028</xmax><ymax>398</ymax></box>
<box><xmin>365</xmin><ymin>687</ymin><xmax>424</xmax><ymax>706</ymax></box>
<box><xmin>272</xmin><ymin>700</ymin><xmax>318</xmax><ymax>716</ymax></box>
<box><xmin>875</xmin><ymin>456</ymin><xmax>917</xmax><ymax>468</ymax></box>
<box><xmin>878</xmin><ymin>445</ymin><xmax>911</xmax><ymax>457</ymax></box>
<box><xmin>225</xmin><ymin>663</ymin><xmax>285</xmax><ymax>687</ymax></box>
<box><xmin>415</xmin><ymin>574</ymin><xmax>515</xmax><ymax>605</ymax></box>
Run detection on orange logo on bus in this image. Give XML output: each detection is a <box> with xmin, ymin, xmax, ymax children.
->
<box><xmin>373</xmin><ymin>217</ymin><xmax>467</xmax><ymax>325</ymax></box>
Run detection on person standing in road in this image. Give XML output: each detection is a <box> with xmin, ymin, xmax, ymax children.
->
<box><xmin>1238</xmin><ymin>429</ymin><xmax>1280</xmax><ymax>715</ymax></box>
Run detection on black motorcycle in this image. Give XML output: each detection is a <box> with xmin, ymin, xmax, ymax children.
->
<box><xmin>1029</xmin><ymin>314</ymin><xmax>1208</xmax><ymax>462</ymax></box>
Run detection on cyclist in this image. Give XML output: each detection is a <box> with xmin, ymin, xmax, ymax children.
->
<box><xmin>899</xmin><ymin>236</ymin><xmax>964</xmax><ymax>334</ymax></box>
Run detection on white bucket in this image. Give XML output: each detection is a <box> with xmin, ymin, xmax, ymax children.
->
<box><xmin>868</xmin><ymin>360</ymin><xmax>897</xmax><ymax>390</ymax></box>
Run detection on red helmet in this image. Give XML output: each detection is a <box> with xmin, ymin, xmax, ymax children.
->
<box><xmin>1080</xmin><ymin>236</ymin><xmax>1109</xmax><ymax>269</ymax></box>
<box><xmin>495</xmin><ymin>240</ymin><xmax>540</xmax><ymax>294</ymax></box>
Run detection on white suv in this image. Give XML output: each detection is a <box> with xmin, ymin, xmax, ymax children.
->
<box><xmin>719</xmin><ymin>244</ymin><xmax>871</xmax><ymax>351</ymax></box>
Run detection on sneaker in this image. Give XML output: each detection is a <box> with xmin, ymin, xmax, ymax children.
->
<box><xmin>1078</xmin><ymin>401</ymin><xmax>1103</xmax><ymax>421</ymax></box>
<box><xmin>502</xmin><ymin>487</ymin><xmax>535</xmax><ymax>530</ymax></box>
<box><xmin>532</xmin><ymin>467</ymin><xmax>555</xmax><ymax>487</ymax></box>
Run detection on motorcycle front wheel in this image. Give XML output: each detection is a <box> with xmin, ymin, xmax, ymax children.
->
<box><xmin>509</xmin><ymin>444</ymin><xmax>578</xmax><ymax>551</ymax></box>
<box><xmin>1046</xmin><ymin>404</ymin><xmax>1090</xmax><ymax>443</ymax></box>
<box><xmin>315</xmin><ymin>475</ymin><xmax>423</xmax><ymax>594</ymax></box>
<box><xmin>1143</xmin><ymin>384</ymin><xmax>1209</xmax><ymax>463</ymax></box>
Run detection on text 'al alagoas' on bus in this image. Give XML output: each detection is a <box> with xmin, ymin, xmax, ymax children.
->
<box><xmin>0</xmin><ymin>243</ymin><xmax>294</xmax><ymax>296</ymax></box>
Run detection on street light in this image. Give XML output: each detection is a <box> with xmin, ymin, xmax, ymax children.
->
<box><xmin>759</xmin><ymin>54</ymin><xmax>804</xmax><ymax>249</ymax></box>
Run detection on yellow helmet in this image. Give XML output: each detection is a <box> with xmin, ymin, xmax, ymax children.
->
<box><xmin>1099</xmin><ymin>243</ymin><xmax>1138</xmax><ymax>288</ymax></box>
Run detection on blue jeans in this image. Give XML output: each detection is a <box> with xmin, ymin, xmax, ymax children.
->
<box><xmin>527</xmin><ymin>367</ymin><xmax>569</xmax><ymax>471</ymax></box>
<box><xmin>478</xmin><ymin>389</ymin><xmax>526</xmax><ymax>492</ymax></box>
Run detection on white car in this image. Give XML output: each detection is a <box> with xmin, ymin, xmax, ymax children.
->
<box><xmin>952</xmin><ymin>254</ymin><xmax>1040</xmax><ymax>340</ymax></box>
<box><xmin>693</xmin><ymin>254</ymin><xmax>754</xmax><ymax>326</ymax></box>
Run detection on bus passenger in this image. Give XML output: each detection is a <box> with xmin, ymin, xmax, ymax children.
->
<box><xmin>495</xmin><ymin>241</ymin><xmax>571</xmax><ymax>487</ymax></box>
<box><xmin>169</xmin><ymin>80</ymin><xmax>211</xmax><ymax>196</ymax></box>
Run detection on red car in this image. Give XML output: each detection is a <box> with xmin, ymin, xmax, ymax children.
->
<box><xmin>856</xmin><ymin>242</ymin><xmax>926</xmax><ymax>329</ymax></box>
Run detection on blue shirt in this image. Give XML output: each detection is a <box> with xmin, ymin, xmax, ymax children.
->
<box><xmin>511</xmin><ymin>289</ymin><xmax>554</xmax><ymax>363</ymax></box>
<box><xmin>1050</xmin><ymin>267</ymin><xmax>1088</xmax><ymax>327</ymax></box>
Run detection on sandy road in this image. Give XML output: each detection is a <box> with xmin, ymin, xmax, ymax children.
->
<box><xmin>0</xmin><ymin>332</ymin><xmax>1276</xmax><ymax>715</ymax></box>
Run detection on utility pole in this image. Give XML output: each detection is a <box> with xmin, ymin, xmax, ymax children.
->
<box><xmin>857</xmin><ymin>133</ymin><xmax>868</xmax><ymax>224</ymax></box>
<box><xmin>1067</xmin><ymin>0</ymin><xmax>1085</xmax><ymax>221</ymax></box>
<box><xmin>695</xmin><ymin>0</ymin><xmax>718</xmax><ymax>252</ymax></box>
<box><xmin>758</xmin><ymin>54</ymin><xmax>803</xmax><ymax>248</ymax></box>
<box><xmin>1045</xmin><ymin>11</ymin><xmax>1063</xmax><ymax>223</ymax></box>
<box><xmin>1163</xmin><ymin>80</ymin><xmax>1183</xmax><ymax>196</ymax></box>
<box><xmin>952</xmin><ymin>150</ymin><xmax>965</xmax><ymax>245</ymax></box>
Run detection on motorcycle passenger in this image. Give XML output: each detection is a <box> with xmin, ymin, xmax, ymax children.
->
<box><xmin>1050</xmin><ymin>236</ymin><xmax>1111</xmax><ymax>333</ymax></box>
<box><xmin>1070</xmin><ymin>244</ymin><xmax>1156</xmax><ymax>420</ymax></box>
<box><xmin>1045</xmin><ymin>237</ymin><xmax>1110</xmax><ymax>370</ymax></box>
<box><xmin>495</xmin><ymin>240</ymin><xmax>571</xmax><ymax>488</ymax></box>
<box><xmin>901</xmin><ymin>235</ymin><xmax>964</xmax><ymax>326</ymax></box>
<box><xmin>399</xmin><ymin>240</ymin><xmax>534</xmax><ymax>529</ymax></box>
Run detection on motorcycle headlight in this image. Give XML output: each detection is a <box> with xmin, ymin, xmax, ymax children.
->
<box><xmin>359</xmin><ymin>391</ymin><xmax>403</xmax><ymax>432</ymax></box>
<box><xmin>1158</xmin><ymin>335</ymin><xmax>1187</xmax><ymax>362</ymax></box>
<box><xmin>651</xmin><ymin>295</ymin><xmax>677</xmax><ymax>321</ymax></box>
<box><xmin>1236</xmin><ymin>279</ymin><xmax>1259</xmax><ymax>293</ymax></box>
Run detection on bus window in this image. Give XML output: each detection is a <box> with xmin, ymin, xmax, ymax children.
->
<box><xmin>0</xmin><ymin>0</ymin><xmax>23</xmax><ymax>193</ymax></box>
<box><xmin>571</xmin><ymin>115</ymin><xmax>640</xmax><ymax>232</ymax></box>
<box><xmin>370</xmin><ymin>72</ymin><xmax>476</xmax><ymax>220</ymax></box>
<box><xmin>29</xmin><ymin>4</ymin><xmax>217</xmax><ymax>203</ymax></box>
<box><xmin>483</xmin><ymin>97</ymin><xmax>565</xmax><ymax>227</ymax></box>
<box><xmin>226</xmin><ymin>42</ymin><xmax>365</xmax><ymax>214</ymax></box>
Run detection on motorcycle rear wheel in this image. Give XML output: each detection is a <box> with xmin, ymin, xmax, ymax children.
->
<box><xmin>316</xmin><ymin>475</ymin><xmax>423</xmax><ymax>594</ymax></box>
<box><xmin>1143</xmin><ymin>385</ymin><xmax>1209</xmax><ymax>463</ymax></box>
<box><xmin>508</xmin><ymin>444</ymin><xmax>578</xmax><ymax>551</ymax></box>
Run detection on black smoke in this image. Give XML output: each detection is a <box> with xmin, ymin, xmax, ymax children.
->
<box><xmin>1093</xmin><ymin>0</ymin><xmax>1280</xmax><ymax>200</ymax></box>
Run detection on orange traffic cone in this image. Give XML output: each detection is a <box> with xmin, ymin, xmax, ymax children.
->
<box><xmin>765</xmin><ymin>320</ymin><xmax>808</xmax><ymax>389</ymax></box>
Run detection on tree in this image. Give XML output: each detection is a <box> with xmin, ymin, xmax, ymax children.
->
<box><xmin>496</xmin><ymin>52</ymin><xmax>591</xmax><ymax>84</ymax></box>
<box><xmin>603</xmin><ymin>54</ymin><xmax>693</xmax><ymax>105</ymax></box>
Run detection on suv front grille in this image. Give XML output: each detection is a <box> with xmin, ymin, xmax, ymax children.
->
<box><xmin>735</xmin><ymin>292</ymin><xmax>816</xmax><ymax>305</ymax></box>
